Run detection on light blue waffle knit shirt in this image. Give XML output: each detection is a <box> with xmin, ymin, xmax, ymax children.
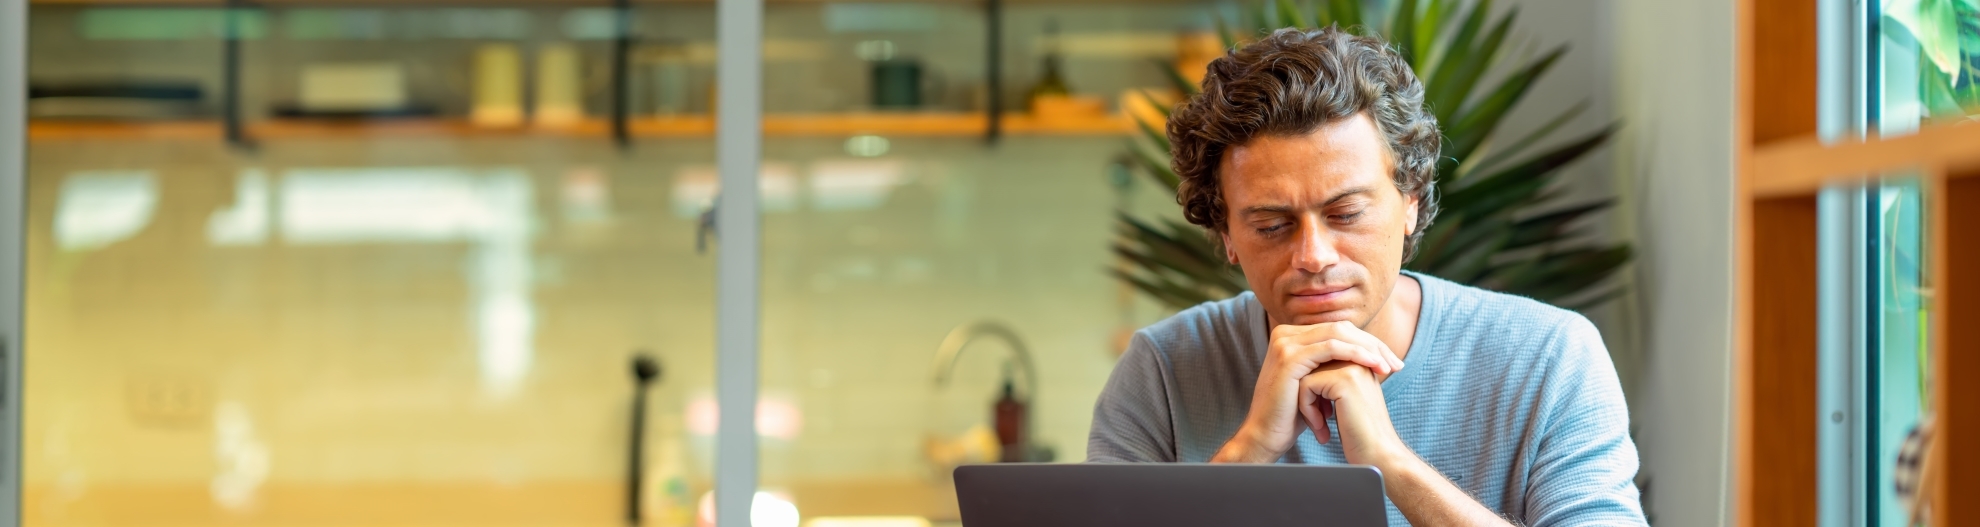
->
<box><xmin>1086</xmin><ymin>271</ymin><xmax>1646</xmax><ymax>526</ymax></box>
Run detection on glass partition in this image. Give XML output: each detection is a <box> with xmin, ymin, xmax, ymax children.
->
<box><xmin>750</xmin><ymin>1</ymin><xmax>1217</xmax><ymax>524</ymax></box>
<box><xmin>23</xmin><ymin>5</ymin><xmax>722</xmax><ymax>527</ymax></box>
<box><xmin>20</xmin><ymin>0</ymin><xmax>1253</xmax><ymax>525</ymax></box>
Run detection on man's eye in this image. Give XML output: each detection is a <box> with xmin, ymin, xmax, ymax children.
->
<box><xmin>1256</xmin><ymin>223</ymin><xmax>1290</xmax><ymax>235</ymax></box>
<box><xmin>1331</xmin><ymin>211</ymin><xmax>1365</xmax><ymax>223</ymax></box>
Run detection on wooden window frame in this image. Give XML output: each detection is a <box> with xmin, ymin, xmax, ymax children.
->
<box><xmin>1736</xmin><ymin>0</ymin><xmax>1979</xmax><ymax>521</ymax></box>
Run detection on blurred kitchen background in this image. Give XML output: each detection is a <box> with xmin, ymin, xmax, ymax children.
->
<box><xmin>20</xmin><ymin>3</ymin><xmax>1359</xmax><ymax>526</ymax></box>
<box><xmin>18</xmin><ymin>0</ymin><xmax>1969</xmax><ymax>525</ymax></box>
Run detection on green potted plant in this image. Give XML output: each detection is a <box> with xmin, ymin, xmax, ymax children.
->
<box><xmin>1113</xmin><ymin>0</ymin><xmax>1631</xmax><ymax>311</ymax></box>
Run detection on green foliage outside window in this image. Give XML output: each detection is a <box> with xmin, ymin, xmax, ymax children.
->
<box><xmin>1885</xmin><ymin>0</ymin><xmax>1980</xmax><ymax>120</ymax></box>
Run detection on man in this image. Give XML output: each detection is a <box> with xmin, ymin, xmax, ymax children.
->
<box><xmin>1086</xmin><ymin>27</ymin><xmax>1645</xmax><ymax>526</ymax></box>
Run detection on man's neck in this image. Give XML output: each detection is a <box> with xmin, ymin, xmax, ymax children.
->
<box><xmin>1366</xmin><ymin>274</ymin><xmax>1423</xmax><ymax>367</ymax></box>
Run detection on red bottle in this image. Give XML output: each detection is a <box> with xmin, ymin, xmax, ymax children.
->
<box><xmin>994</xmin><ymin>367</ymin><xmax>1027</xmax><ymax>463</ymax></box>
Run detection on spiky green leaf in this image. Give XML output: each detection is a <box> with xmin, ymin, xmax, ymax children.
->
<box><xmin>1461</xmin><ymin>100</ymin><xmax>1591</xmax><ymax>179</ymax></box>
<box><xmin>1157</xmin><ymin>59</ymin><xmax>1200</xmax><ymax>97</ymax></box>
<box><xmin>1328</xmin><ymin>0</ymin><xmax>1364</xmax><ymax>30</ymax></box>
<box><xmin>1389</xmin><ymin>0</ymin><xmax>1420</xmax><ymax>66</ymax></box>
<box><xmin>1503</xmin><ymin>199</ymin><xmax>1614</xmax><ymax>251</ymax></box>
<box><xmin>1135</xmin><ymin>109</ymin><xmax>1171</xmax><ymax>153</ymax></box>
<box><xmin>1442</xmin><ymin>47</ymin><xmax>1569</xmax><ymax>174</ymax></box>
<box><xmin>1419</xmin><ymin>0</ymin><xmax>1492</xmax><ymax>118</ymax></box>
<box><xmin>1442</xmin><ymin>126</ymin><xmax>1615</xmax><ymax>217</ymax></box>
<box><xmin>1427</xmin><ymin>7</ymin><xmax>1516</xmax><ymax>126</ymax></box>
<box><xmin>1497</xmin><ymin>245</ymin><xmax>1632</xmax><ymax>300</ymax></box>
<box><xmin>1277</xmin><ymin>0</ymin><xmax>1308</xmax><ymax>28</ymax></box>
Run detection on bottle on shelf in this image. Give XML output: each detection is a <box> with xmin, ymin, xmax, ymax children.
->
<box><xmin>1027</xmin><ymin>20</ymin><xmax>1106</xmax><ymax>121</ymax></box>
<box><xmin>471</xmin><ymin>44</ymin><xmax>525</xmax><ymax>128</ymax></box>
<box><xmin>993</xmin><ymin>361</ymin><xmax>1029</xmax><ymax>463</ymax></box>
<box><xmin>534</xmin><ymin>43</ymin><xmax>584</xmax><ymax>129</ymax></box>
<box><xmin>1025</xmin><ymin>19</ymin><xmax>1072</xmax><ymax>112</ymax></box>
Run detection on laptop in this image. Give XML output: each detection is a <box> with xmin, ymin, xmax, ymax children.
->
<box><xmin>953</xmin><ymin>463</ymin><xmax>1387</xmax><ymax>526</ymax></box>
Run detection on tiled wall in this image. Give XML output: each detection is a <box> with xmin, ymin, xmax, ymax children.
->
<box><xmin>23</xmin><ymin>131</ymin><xmax>1185</xmax><ymax>524</ymax></box>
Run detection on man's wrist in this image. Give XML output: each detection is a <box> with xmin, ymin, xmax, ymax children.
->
<box><xmin>1212</xmin><ymin>426</ymin><xmax>1276</xmax><ymax>463</ymax></box>
<box><xmin>1364</xmin><ymin>445</ymin><xmax>1427</xmax><ymax>480</ymax></box>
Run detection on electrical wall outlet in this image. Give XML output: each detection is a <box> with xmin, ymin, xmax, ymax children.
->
<box><xmin>125</xmin><ymin>375</ymin><xmax>212</xmax><ymax>428</ymax></box>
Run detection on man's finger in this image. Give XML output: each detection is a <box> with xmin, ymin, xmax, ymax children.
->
<box><xmin>1308</xmin><ymin>398</ymin><xmax>1335</xmax><ymax>445</ymax></box>
<box><xmin>1301</xmin><ymin>397</ymin><xmax>1330</xmax><ymax>445</ymax></box>
<box><xmin>1275</xmin><ymin>323</ymin><xmax>1403</xmax><ymax>373</ymax></box>
<box><xmin>1327</xmin><ymin>322</ymin><xmax>1405</xmax><ymax>372</ymax></box>
<box><xmin>1300</xmin><ymin>371</ymin><xmax>1346</xmax><ymax>445</ymax></box>
<box><xmin>1305</xmin><ymin>340</ymin><xmax>1391</xmax><ymax>375</ymax></box>
<box><xmin>1376</xmin><ymin>342</ymin><xmax>1403</xmax><ymax>373</ymax></box>
<box><xmin>1297</xmin><ymin>372</ymin><xmax>1328</xmax><ymax>445</ymax></box>
<box><xmin>1273</xmin><ymin>339</ymin><xmax>1383</xmax><ymax>376</ymax></box>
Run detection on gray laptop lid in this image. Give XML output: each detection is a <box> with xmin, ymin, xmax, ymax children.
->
<box><xmin>954</xmin><ymin>463</ymin><xmax>1386</xmax><ymax>527</ymax></box>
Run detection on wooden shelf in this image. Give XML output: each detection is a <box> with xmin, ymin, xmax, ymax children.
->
<box><xmin>1750</xmin><ymin>121</ymin><xmax>1980</xmax><ymax>197</ymax></box>
<box><xmin>30</xmin><ymin>0</ymin><xmax>1195</xmax><ymax>6</ymax></box>
<box><xmin>26</xmin><ymin>113</ymin><xmax>1137</xmax><ymax>141</ymax></box>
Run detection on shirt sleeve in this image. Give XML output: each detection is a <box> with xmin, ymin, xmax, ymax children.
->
<box><xmin>1523</xmin><ymin>315</ymin><xmax>1649</xmax><ymax>527</ymax></box>
<box><xmin>1085</xmin><ymin>331</ymin><xmax>1177</xmax><ymax>463</ymax></box>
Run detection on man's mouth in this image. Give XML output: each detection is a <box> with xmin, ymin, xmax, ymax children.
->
<box><xmin>1287</xmin><ymin>284</ymin><xmax>1354</xmax><ymax>308</ymax></box>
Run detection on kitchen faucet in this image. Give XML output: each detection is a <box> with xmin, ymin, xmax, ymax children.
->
<box><xmin>931</xmin><ymin>320</ymin><xmax>1037</xmax><ymax>398</ymax></box>
<box><xmin>929</xmin><ymin>320</ymin><xmax>1050</xmax><ymax>463</ymax></box>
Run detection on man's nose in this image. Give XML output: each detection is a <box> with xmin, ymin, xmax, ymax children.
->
<box><xmin>1290</xmin><ymin>217</ymin><xmax>1339</xmax><ymax>274</ymax></box>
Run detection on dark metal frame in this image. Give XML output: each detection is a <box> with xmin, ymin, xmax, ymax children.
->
<box><xmin>0</xmin><ymin>0</ymin><xmax>26</xmax><ymax>523</ymax></box>
<box><xmin>612</xmin><ymin>0</ymin><xmax>634</xmax><ymax>149</ymax></box>
<box><xmin>984</xmin><ymin>0</ymin><xmax>1002</xmax><ymax>144</ymax></box>
<box><xmin>224</xmin><ymin>0</ymin><xmax>254</xmax><ymax>150</ymax></box>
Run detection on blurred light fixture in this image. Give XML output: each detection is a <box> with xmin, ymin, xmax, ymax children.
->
<box><xmin>284</xmin><ymin>167</ymin><xmax>537</xmax><ymax>398</ymax></box>
<box><xmin>54</xmin><ymin>170</ymin><xmax>156</xmax><ymax>251</ymax></box>
<box><xmin>843</xmin><ymin>135</ymin><xmax>890</xmax><ymax>157</ymax></box>
<box><xmin>830</xmin><ymin>5</ymin><xmax>938</xmax><ymax>33</ymax></box>
<box><xmin>209</xmin><ymin>401</ymin><xmax>268</xmax><ymax>512</ymax></box>
<box><xmin>207</xmin><ymin>169</ymin><xmax>270</xmax><ymax>245</ymax></box>
<box><xmin>685</xmin><ymin>395</ymin><xmax>805</xmax><ymax>440</ymax></box>
<box><xmin>560</xmin><ymin>167</ymin><xmax>614</xmax><ymax>226</ymax></box>
<box><xmin>805</xmin><ymin>517</ymin><xmax>932</xmax><ymax>527</ymax></box>
<box><xmin>670</xmin><ymin>163</ymin><xmax>799</xmax><ymax>218</ymax></box>
<box><xmin>696</xmin><ymin>490</ymin><xmax>799</xmax><ymax>527</ymax></box>
<box><xmin>810</xmin><ymin>159</ymin><xmax>904</xmax><ymax>211</ymax></box>
<box><xmin>852</xmin><ymin>39</ymin><xmax>897</xmax><ymax>61</ymax></box>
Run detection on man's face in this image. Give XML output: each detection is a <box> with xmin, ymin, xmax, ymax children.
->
<box><xmin>1217</xmin><ymin>113</ymin><xmax>1419</xmax><ymax>328</ymax></box>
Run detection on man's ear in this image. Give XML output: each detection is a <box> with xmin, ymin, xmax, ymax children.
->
<box><xmin>1403</xmin><ymin>194</ymin><xmax>1421</xmax><ymax>236</ymax></box>
<box><xmin>1220</xmin><ymin>230</ymin><xmax>1239</xmax><ymax>265</ymax></box>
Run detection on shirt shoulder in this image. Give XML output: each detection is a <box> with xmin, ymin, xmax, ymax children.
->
<box><xmin>1090</xmin><ymin>292</ymin><xmax>1264</xmax><ymax>462</ymax></box>
<box><xmin>1133</xmin><ymin>291</ymin><xmax>1261</xmax><ymax>363</ymax></box>
<box><xmin>1413</xmin><ymin>272</ymin><xmax>1605</xmax><ymax>373</ymax></box>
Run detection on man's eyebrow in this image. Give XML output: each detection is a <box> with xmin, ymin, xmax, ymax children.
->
<box><xmin>1236</xmin><ymin>186</ymin><xmax>1375</xmax><ymax>216</ymax></box>
<box><xmin>1323</xmin><ymin>186</ymin><xmax>1374</xmax><ymax>206</ymax></box>
<box><xmin>1239</xmin><ymin>204</ymin><xmax>1295</xmax><ymax>216</ymax></box>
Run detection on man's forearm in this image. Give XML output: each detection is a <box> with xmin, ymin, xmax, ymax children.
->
<box><xmin>1378</xmin><ymin>452</ymin><xmax>1516</xmax><ymax>527</ymax></box>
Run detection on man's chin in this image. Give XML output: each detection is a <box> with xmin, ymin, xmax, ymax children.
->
<box><xmin>1282</xmin><ymin>310</ymin><xmax>1363</xmax><ymax>326</ymax></box>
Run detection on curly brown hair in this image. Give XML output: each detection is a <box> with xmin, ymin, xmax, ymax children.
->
<box><xmin>1169</xmin><ymin>26</ymin><xmax>1442</xmax><ymax>262</ymax></box>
